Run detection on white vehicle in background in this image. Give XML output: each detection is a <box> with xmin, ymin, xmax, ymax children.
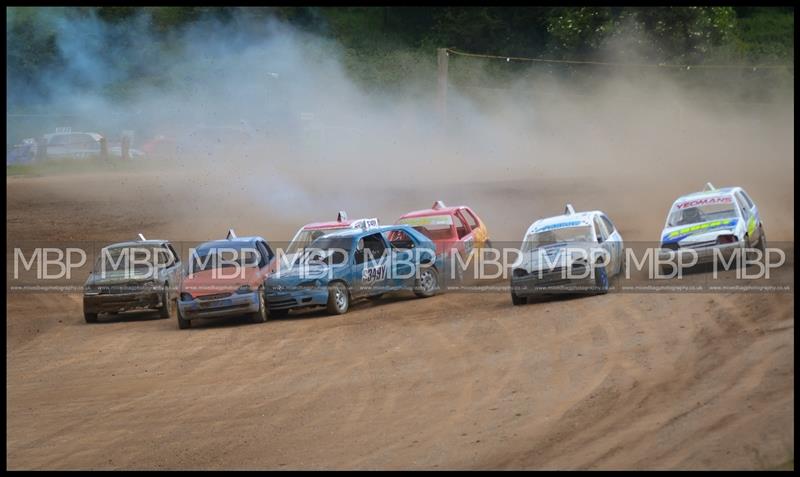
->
<box><xmin>282</xmin><ymin>211</ymin><xmax>379</xmax><ymax>267</ymax></box>
<box><xmin>43</xmin><ymin>131</ymin><xmax>103</xmax><ymax>159</ymax></box>
<box><xmin>658</xmin><ymin>183</ymin><xmax>766</xmax><ymax>271</ymax></box>
<box><xmin>41</xmin><ymin>130</ymin><xmax>146</xmax><ymax>160</ymax></box>
<box><xmin>510</xmin><ymin>205</ymin><xmax>625</xmax><ymax>305</ymax></box>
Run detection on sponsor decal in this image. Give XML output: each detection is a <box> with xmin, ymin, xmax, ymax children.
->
<box><xmin>675</xmin><ymin>195</ymin><xmax>732</xmax><ymax>209</ymax></box>
<box><xmin>399</xmin><ymin>215</ymin><xmax>454</xmax><ymax>226</ymax></box>
<box><xmin>535</xmin><ymin>220</ymin><xmax>585</xmax><ymax>232</ymax></box>
<box><xmin>663</xmin><ymin>218</ymin><xmax>737</xmax><ymax>243</ymax></box>
<box><xmin>362</xmin><ymin>264</ymin><xmax>387</xmax><ymax>283</ymax></box>
<box><xmin>747</xmin><ymin>216</ymin><xmax>756</xmax><ymax>236</ymax></box>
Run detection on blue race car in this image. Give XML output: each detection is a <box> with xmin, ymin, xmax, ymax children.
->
<box><xmin>265</xmin><ymin>225</ymin><xmax>442</xmax><ymax>316</ymax></box>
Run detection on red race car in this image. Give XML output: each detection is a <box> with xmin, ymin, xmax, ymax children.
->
<box><xmin>395</xmin><ymin>201</ymin><xmax>491</xmax><ymax>260</ymax></box>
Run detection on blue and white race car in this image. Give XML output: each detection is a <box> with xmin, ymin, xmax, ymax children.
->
<box><xmin>658</xmin><ymin>183</ymin><xmax>766</xmax><ymax>271</ymax></box>
<box><xmin>265</xmin><ymin>225</ymin><xmax>442</xmax><ymax>316</ymax></box>
<box><xmin>510</xmin><ymin>205</ymin><xmax>625</xmax><ymax>305</ymax></box>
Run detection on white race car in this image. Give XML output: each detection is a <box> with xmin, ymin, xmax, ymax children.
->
<box><xmin>658</xmin><ymin>183</ymin><xmax>766</xmax><ymax>271</ymax></box>
<box><xmin>510</xmin><ymin>205</ymin><xmax>625</xmax><ymax>305</ymax></box>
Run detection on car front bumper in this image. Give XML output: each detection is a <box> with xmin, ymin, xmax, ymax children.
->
<box><xmin>265</xmin><ymin>288</ymin><xmax>329</xmax><ymax>311</ymax></box>
<box><xmin>511</xmin><ymin>265</ymin><xmax>599</xmax><ymax>296</ymax></box>
<box><xmin>657</xmin><ymin>242</ymin><xmax>741</xmax><ymax>267</ymax></box>
<box><xmin>178</xmin><ymin>291</ymin><xmax>260</xmax><ymax>320</ymax></box>
<box><xmin>83</xmin><ymin>291</ymin><xmax>162</xmax><ymax>314</ymax></box>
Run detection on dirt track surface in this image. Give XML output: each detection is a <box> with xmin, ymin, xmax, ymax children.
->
<box><xmin>6</xmin><ymin>172</ymin><xmax>794</xmax><ymax>469</ymax></box>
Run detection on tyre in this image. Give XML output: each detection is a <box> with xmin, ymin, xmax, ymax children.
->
<box><xmin>326</xmin><ymin>282</ymin><xmax>350</xmax><ymax>315</ymax></box>
<box><xmin>159</xmin><ymin>287</ymin><xmax>175</xmax><ymax>319</ymax></box>
<box><xmin>511</xmin><ymin>291</ymin><xmax>526</xmax><ymax>306</ymax></box>
<box><xmin>176</xmin><ymin>305</ymin><xmax>191</xmax><ymax>329</ymax></box>
<box><xmin>250</xmin><ymin>288</ymin><xmax>268</xmax><ymax>324</ymax></box>
<box><xmin>594</xmin><ymin>264</ymin><xmax>609</xmax><ymax>295</ymax></box>
<box><xmin>757</xmin><ymin>227</ymin><xmax>767</xmax><ymax>252</ymax></box>
<box><xmin>612</xmin><ymin>258</ymin><xmax>626</xmax><ymax>286</ymax></box>
<box><xmin>414</xmin><ymin>267</ymin><xmax>439</xmax><ymax>298</ymax></box>
<box><xmin>84</xmin><ymin>311</ymin><xmax>98</xmax><ymax>323</ymax></box>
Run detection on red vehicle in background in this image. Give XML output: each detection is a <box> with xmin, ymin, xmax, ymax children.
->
<box><xmin>395</xmin><ymin>201</ymin><xmax>491</xmax><ymax>263</ymax></box>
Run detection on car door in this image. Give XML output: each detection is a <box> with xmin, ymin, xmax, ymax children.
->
<box><xmin>462</xmin><ymin>208</ymin><xmax>488</xmax><ymax>247</ymax></box>
<box><xmin>454</xmin><ymin>210</ymin><xmax>475</xmax><ymax>258</ymax></box>
<box><xmin>593</xmin><ymin>215</ymin><xmax>615</xmax><ymax>274</ymax></box>
<box><xmin>165</xmin><ymin>243</ymin><xmax>183</xmax><ymax>291</ymax></box>
<box><xmin>735</xmin><ymin>191</ymin><xmax>759</xmax><ymax>245</ymax></box>
<box><xmin>600</xmin><ymin>214</ymin><xmax>624</xmax><ymax>275</ymax></box>
<box><xmin>256</xmin><ymin>240</ymin><xmax>277</xmax><ymax>276</ymax></box>
<box><xmin>46</xmin><ymin>134</ymin><xmax>70</xmax><ymax>158</ymax></box>
<box><xmin>384</xmin><ymin>228</ymin><xmax>417</xmax><ymax>288</ymax></box>
<box><xmin>352</xmin><ymin>233</ymin><xmax>390</xmax><ymax>298</ymax></box>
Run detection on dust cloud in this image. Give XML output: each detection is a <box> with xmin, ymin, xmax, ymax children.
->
<box><xmin>7</xmin><ymin>10</ymin><xmax>794</xmax><ymax>243</ymax></box>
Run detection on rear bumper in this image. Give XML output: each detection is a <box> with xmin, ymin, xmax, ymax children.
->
<box><xmin>83</xmin><ymin>291</ymin><xmax>162</xmax><ymax>314</ymax></box>
<box><xmin>178</xmin><ymin>291</ymin><xmax>260</xmax><ymax>320</ymax></box>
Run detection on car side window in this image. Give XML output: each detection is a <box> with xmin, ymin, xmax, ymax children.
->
<box><xmin>386</xmin><ymin>230</ymin><xmax>415</xmax><ymax>250</ymax></box>
<box><xmin>594</xmin><ymin>217</ymin><xmax>608</xmax><ymax>242</ymax></box>
<box><xmin>739</xmin><ymin>190</ymin><xmax>754</xmax><ymax>209</ymax></box>
<box><xmin>601</xmin><ymin>215</ymin><xmax>616</xmax><ymax>236</ymax></box>
<box><xmin>462</xmin><ymin>208</ymin><xmax>480</xmax><ymax>229</ymax></box>
<box><xmin>167</xmin><ymin>243</ymin><xmax>181</xmax><ymax>265</ymax></box>
<box><xmin>49</xmin><ymin>135</ymin><xmax>69</xmax><ymax>146</ymax></box>
<box><xmin>256</xmin><ymin>241</ymin><xmax>272</xmax><ymax>268</ymax></box>
<box><xmin>734</xmin><ymin>193</ymin><xmax>750</xmax><ymax>218</ymax></box>
<box><xmin>356</xmin><ymin>233</ymin><xmax>387</xmax><ymax>264</ymax></box>
<box><xmin>454</xmin><ymin>213</ymin><xmax>470</xmax><ymax>239</ymax></box>
<box><xmin>158</xmin><ymin>248</ymin><xmax>174</xmax><ymax>268</ymax></box>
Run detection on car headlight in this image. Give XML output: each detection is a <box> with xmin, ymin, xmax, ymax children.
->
<box><xmin>297</xmin><ymin>280</ymin><xmax>321</xmax><ymax>289</ymax></box>
<box><xmin>235</xmin><ymin>284</ymin><xmax>253</xmax><ymax>294</ymax></box>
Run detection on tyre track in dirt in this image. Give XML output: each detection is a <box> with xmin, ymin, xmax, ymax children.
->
<box><xmin>6</xmin><ymin>173</ymin><xmax>794</xmax><ymax>469</ymax></box>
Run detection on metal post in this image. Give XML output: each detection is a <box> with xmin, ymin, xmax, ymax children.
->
<box><xmin>437</xmin><ymin>48</ymin><xmax>449</xmax><ymax>121</ymax></box>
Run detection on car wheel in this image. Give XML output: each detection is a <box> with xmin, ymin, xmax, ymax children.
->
<box><xmin>84</xmin><ymin>311</ymin><xmax>99</xmax><ymax>323</ymax></box>
<box><xmin>251</xmin><ymin>288</ymin><xmax>268</xmax><ymax>324</ymax></box>
<box><xmin>159</xmin><ymin>288</ymin><xmax>175</xmax><ymax>319</ymax></box>
<box><xmin>326</xmin><ymin>282</ymin><xmax>350</xmax><ymax>315</ymax></box>
<box><xmin>511</xmin><ymin>291</ymin><xmax>526</xmax><ymax>306</ymax></box>
<box><xmin>414</xmin><ymin>267</ymin><xmax>439</xmax><ymax>298</ymax></box>
<box><xmin>594</xmin><ymin>264</ymin><xmax>609</xmax><ymax>295</ymax></box>
<box><xmin>757</xmin><ymin>227</ymin><xmax>767</xmax><ymax>252</ymax></box>
<box><xmin>176</xmin><ymin>305</ymin><xmax>191</xmax><ymax>329</ymax></box>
